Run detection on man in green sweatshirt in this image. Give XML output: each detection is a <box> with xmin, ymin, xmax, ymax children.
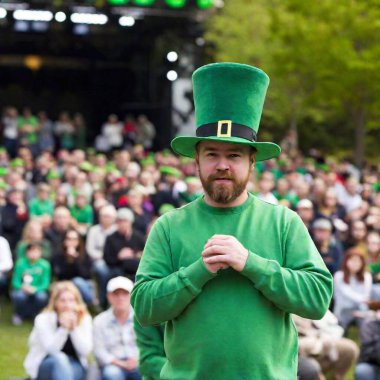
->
<box><xmin>131</xmin><ymin>63</ymin><xmax>333</xmax><ymax>380</ymax></box>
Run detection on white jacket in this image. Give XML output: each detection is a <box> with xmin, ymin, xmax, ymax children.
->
<box><xmin>24</xmin><ymin>311</ymin><xmax>93</xmax><ymax>379</ymax></box>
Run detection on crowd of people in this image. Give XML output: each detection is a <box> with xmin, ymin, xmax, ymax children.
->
<box><xmin>1</xmin><ymin>104</ymin><xmax>380</xmax><ymax>379</ymax></box>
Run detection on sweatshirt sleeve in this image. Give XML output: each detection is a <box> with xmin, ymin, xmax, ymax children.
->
<box><xmin>134</xmin><ymin>317</ymin><xmax>166</xmax><ymax>380</ymax></box>
<box><xmin>131</xmin><ymin>217</ymin><xmax>216</xmax><ymax>326</ymax></box>
<box><xmin>241</xmin><ymin>214</ymin><xmax>333</xmax><ymax>320</ymax></box>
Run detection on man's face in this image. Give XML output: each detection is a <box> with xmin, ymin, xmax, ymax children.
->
<box><xmin>99</xmin><ymin>211</ymin><xmax>115</xmax><ymax>228</ymax></box>
<box><xmin>117</xmin><ymin>218</ymin><xmax>131</xmax><ymax>235</ymax></box>
<box><xmin>107</xmin><ymin>289</ymin><xmax>131</xmax><ymax>313</ymax></box>
<box><xmin>313</xmin><ymin>228</ymin><xmax>331</xmax><ymax>243</ymax></box>
<box><xmin>54</xmin><ymin>209</ymin><xmax>71</xmax><ymax>230</ymax></box>
<box><xmin>196</xmin><ymin>141</ymin><xmax>254</xmax><ymax>206</ymax></box>
<box><xmin>297</xmin><ymin>207</ymin><xmax>314</xmax><ymax>223</ymax></box>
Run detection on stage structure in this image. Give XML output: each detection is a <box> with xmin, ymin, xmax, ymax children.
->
<box><xmin>0</xmin><ymin>0</ymin><xmax>222</xmax><ymax>147</ymax></box>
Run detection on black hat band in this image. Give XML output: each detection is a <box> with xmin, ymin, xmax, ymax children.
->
<box><xmin>196</xmin><ymin>120</ymin><xmax>257</xmax><ymax>142</ymax></box>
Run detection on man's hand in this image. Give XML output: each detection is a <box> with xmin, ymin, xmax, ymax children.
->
<box><xmin>124</xmin><ymin>357</ymin><xmax>138</xmax><ymax>371</ymax></box>
<box><xmin>112</xmin><ymin>358</ymin><xmax>138</xmax><ymax>371</ymax></box>
<box><xmin>202</xmin><ymin>235</ymin><xmax>249</xmax><ymax>272</ymax></box>
<box><xmin>22</xmin><ymin>284</ymin><xmax>36</xmax><ymax>295</ymax></box>
<box><xmin>118</xmin><ymin>248</ymin><xmax>134</xmax><ymax>259</ymax></box>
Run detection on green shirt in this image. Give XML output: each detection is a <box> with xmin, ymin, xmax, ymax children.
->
<box><xmin>134</xmin><ymin>318</ymin><xmax>166</xmax><ymax>380</ymax></box>
<box><xmin>70</xmin><ymin>204</ymin><xmax>93</xmax><ymax>224</ymax></box>
<box><xmin>12</xmin><ymin>257</ymin><xmax>51</xmax><ymax>292</ymax></box>
<box><xmin>28</xmin><ymin>198</ymin><xmax>55</xmax><ymax>217</ymax></box>
<box><xmin>131</xmin><ymin>194</ymin><xmax>332</xmax><ymax>380</ymax></box>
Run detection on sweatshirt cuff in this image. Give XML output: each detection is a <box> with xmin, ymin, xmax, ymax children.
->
<box><xmin>180</xmin><ymin>257</ymin><xmax>217</xmax><ymax>294</ymax></box>
<box><xmin>241</xmin><ymin>250</ymin><xmax>273</xmax><ymax>286</ymax></box>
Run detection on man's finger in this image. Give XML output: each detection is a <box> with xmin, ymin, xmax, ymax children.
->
<box><xmin>204</xmin><ymin>255</ymin><xmax>231</xmax><ymax>265</ymax></box>
<box><xmin>202</xmin><ymin>246</ymin><xmax>227</xmax><ymax>257</ymax></box>
<box><xmin>205</xmin><ymin>238</ymin><xmax>233</xmax><ymax>248</ymax></box>
<box><xmin>211</xmin><ymin>234</ymin><xmax>231</xmax><ymax>240</ymax></box>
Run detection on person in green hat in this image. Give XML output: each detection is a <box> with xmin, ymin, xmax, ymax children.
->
<box><xmin>131</xmin><ymin>62</ymin><xmax>333</xmax><ymax>380</ymax></box>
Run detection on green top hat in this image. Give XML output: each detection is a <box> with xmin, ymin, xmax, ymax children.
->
<box><xmin>171</xmin><ymin>62</ymin><xmax>281</xmax><ymax>161</ymax></box>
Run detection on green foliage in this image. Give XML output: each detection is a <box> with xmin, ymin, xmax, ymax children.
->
<box><xmin>205</xmin><ymin>0</ymin><xmax>380</xmax><ymax>164</ymax></box>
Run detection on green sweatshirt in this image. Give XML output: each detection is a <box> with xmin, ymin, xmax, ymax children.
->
<box><xmin>70</xmin><ymin>204</ymin><xmax>93</xmax><ymax>224</ymax></box>
<box><xmin>12</xmin><ymin>257</ymin><xmax>51</xmax><ymax>292</ymax></box>
<box><xmin>131</xmin><ymin>194</ymin><xmax>333</xmax><ymax>380</ymax></box>
<box><xmin>28</xmin><ymin>198</ymin><xmax>55</xmax><ymax>217</ymax></box>
<box><xmin>134</xmin><ymin>318</ymin><xmax>166</xmax><ymax>380</ymax></box>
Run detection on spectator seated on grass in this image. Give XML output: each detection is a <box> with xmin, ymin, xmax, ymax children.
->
<box><xmin>333</xmin><ymin>247</ymin><xmax>372</xmax><ymax>332</ymax></box>
<box><xmin>24</xmin><ymin>281</ymin><xmax>93</xmax><ymax>380</ymax></box>
<box><xmin>1</xmin><ymin>188</ymin><xmax>28</xmax><ymax>252</ymax></box>
<box><xmin>126</xmin><ymin>187</ymin><xmax>153</xmax><ymax>237</ymax></box>
<box><xmin>93</xmin><ymin>276</ymin><xmax>141</xmax><ymax>380</ymax></box>
<box><xmin>28</xmin><ymin>183</ymin><xmax>55</xmax><ymax>218</ymax></box>
<box><xmin>86</xmin><ymin>204</ymin><xmax>117</xmax><ymax>309</ymax></box>
<box><xmin>70</xmin><ymin>192</ymin><xmax>94</xmax><ymax>236</ymax></box>
<box><xmin>293</xmin><ymin>311</ymin><xmax>359</xmax><ymax>380</ymax></box>
<box><xmin>103</xmin><ymin>208</ymin><xmax>145</xmax><ymax>282</ymax></box>
<box><xmin>16</xmin><ymin>219</ymin><xmax>52</xmax><ymax>262</ymax></box>
<box><xmin>296</xmin><ymin>199</ymin><xmax>315</xmax><ymax>234</ymax></box>
<box><xmin>355</xmin><ymin>310</ymin><xmax>380</xmax><ymax>380</ymax></box>
<box><xmin>311</xmin><ymin>218</ymin><xmax>344</xmax><ymax>276</ymax></box>
<box><xmin>11</xmin><ymin>243</ymin><xmax>51</xmax><ymax>325</ymax></box>
<box><xmin>52</xmin><ymin>229</ymin><xmax>97</xmax><ymax>307</ymax></box>
<box><xmin>44</xmin><ymin>206</ymin><xmax>73</xmax><ymax>257</ymax></box>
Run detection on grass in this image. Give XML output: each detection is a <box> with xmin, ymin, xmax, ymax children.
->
<box><xmin>0</xmin><ymin>296</ymin><xmax>357</xmax><ymax>380</ymax></box>
<box><xmin>0</xmin><ymin>298</ymin><xmax>31</xmax><ymax>379</ymax></box>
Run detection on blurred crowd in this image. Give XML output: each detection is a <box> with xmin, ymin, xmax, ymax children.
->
<box><xmin>1</xmin><ymin>106</ymin><xmax>380</xmax><ymax>379</ymax></box>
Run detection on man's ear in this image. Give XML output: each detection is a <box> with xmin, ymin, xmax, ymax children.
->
<box><xmin>249</xmin><ymin>152</ymin><xmax>256</xmax><ymax>171</ymax></box>
<box><xmin>195</xmin><ymin>156</ymin><xmax>200</xmax><ymax>172</ymax></box>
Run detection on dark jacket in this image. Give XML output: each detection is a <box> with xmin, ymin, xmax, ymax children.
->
<box><xmin>359</xmin><ymin>316</ymin><xmax>380</xmax><ymax>366</ymax></box>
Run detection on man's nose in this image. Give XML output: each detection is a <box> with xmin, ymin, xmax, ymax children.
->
<box><xmin>215</xmin><ymin>157</ymin><xmax>230</xmax><ymax>171</ymax></box>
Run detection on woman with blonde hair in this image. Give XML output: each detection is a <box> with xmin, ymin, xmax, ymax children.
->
<box><xmin>24</xmin><ymin>281</ymin><xmax>93</xmax><ymax>380</ymax></box>
<box><xmin>16</xmin><ymin>219</ymin><xmax>52</xmax><ymax>261</ymax></box>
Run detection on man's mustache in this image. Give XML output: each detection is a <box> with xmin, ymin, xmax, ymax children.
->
<box><xmin>208</xmin><ymin>173</ymin><xmax>234</xmax><ymax>181</ymax></box>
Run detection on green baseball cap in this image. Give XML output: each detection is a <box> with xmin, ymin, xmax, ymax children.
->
<box><xmin>171</xmin><ymin>62</ymin><xmax>281</xmax><ymax>162</ymax></box>
<box><xmin>47</xmin><ymin>170</ymin><xmax>61</xmax><ymax>180</ymax></box>
<box><xmin>160</xmin><ymin>166</ymin><xmax>182</xmax><ymax>178</ymax></box>
<box><xmin>79</xmin><ymin>161</ymin><xmax>93</xmax><ymax>172</ymax></box>
<box><xmin>158</xmin><ymin>203</ymin><xmax>175</xmax><ymax>215</ymax></box>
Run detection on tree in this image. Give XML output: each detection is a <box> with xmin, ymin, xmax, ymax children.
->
<box><xmin>205</xmin><ymin>0</ymin><xmax>380</xmax><ymax>165</ymax></box>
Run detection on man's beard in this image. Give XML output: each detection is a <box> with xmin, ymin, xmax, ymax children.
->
<box><xmin>199</xmin><ymin>170</ymin><xmax>249</xmax><ymax>204</ymax></box>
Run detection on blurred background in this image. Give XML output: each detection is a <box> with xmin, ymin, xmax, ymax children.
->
<box><xmin>0</xmin><ymin>0</ymin><xmax>379</xmax><ymax>166</ymax></box>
